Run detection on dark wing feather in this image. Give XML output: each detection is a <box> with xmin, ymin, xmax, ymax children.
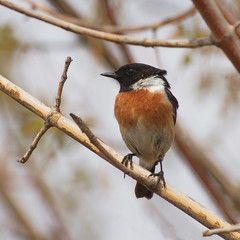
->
<box><xmin>165</xmin><ymin>88</ymin><xmax>179</xmax><ymax>124</ymax></box>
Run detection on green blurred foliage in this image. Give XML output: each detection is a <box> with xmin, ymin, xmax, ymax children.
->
<box><xmin>0</xmin><ymin>24</ymin><xmax>20</xmax><ymax>77</ymax></box>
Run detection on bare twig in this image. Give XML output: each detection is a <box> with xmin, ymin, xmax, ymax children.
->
<box><xmin>17</xmin><ymin>122</ymin><xmax>51</xmax><ymax>163</ymax></box>
<box><xmin>0</xmin><ymin>1</ymin><xmax>213</xmax><ymax>48</ymax></box>
<box><xmin>55</xmin><ymin>56</ymin><xmax>72</xmax><ymax>112</ymax></box>
<box><xmin>16</xmin><ymin>56</ymin><xmax>72</xmax><ymax>163</ymax></box>
<box><xmin>70</xmin><ymin>113</ymin><xmax>121</xmax><ymax>165</ymax></box>
<box><xmin>1</xmin><ymin>74</ymin><xmax>240</xmax><ymax>240</ymax></box>
<box><xmin>22</xmin><ymin>0</ymin><xmax>196</xmax><ymax>34</ymax></box>
<box><xmin>105</xmin><ymin>6</ymin><xmax>196</xmax><ymax>33</ymax></box>
<box><xmin>203</xmin><ymin>224</ymin><xmax>240</xmax><ymax>237</ymax></box>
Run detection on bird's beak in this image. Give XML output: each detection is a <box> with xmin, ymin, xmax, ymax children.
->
<box><xmin>100</xmin><ymin>71</ymin><xmax>118</xmax><ymax>79</ymax></box>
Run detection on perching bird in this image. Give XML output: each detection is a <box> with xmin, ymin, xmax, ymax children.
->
<box><xmin>101</xmin><ymin>63</ymin><xmax>178</xmax><ymax>199</ymax></box>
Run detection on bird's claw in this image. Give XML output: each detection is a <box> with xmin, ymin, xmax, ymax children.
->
<box><xmin>121</xmin><ymin>153</ymin><xmax>135</xmax><ymax>168</ymax></box>
<box><xmin>149</xmin><ymin>170</ymin><xmax>166</xmax><ymax>190</ymax></box>
<box><xmin>121</xmin><ymin>153</ymin><xmax>136</xmax><ymax>178</ymax></box>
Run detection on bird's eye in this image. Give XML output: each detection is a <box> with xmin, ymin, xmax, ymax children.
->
<box><xmin>127</xmin><ymin>68</ymin><xmax>135</xmax><ymax>75</ymax></box>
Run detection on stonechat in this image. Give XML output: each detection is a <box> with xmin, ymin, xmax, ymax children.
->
<box><xmin>101</xmin><ymin>63</ymin><xmax>178</xmax><ymax>199</ymax></box>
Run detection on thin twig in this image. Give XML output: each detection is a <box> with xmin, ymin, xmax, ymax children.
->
<box><xmin>17</xmin><ymin>122</ymin><xmax>51</xmax><ymax>163</ymax></box>
<box><xmin>0</xmin><ymin>1</ymin><xmax>214</xmax><ymax>48</ymax></box>
<box><xmin>22</xmin><ymin>0</ymin><xmax>196</xmax><ymax>33</ymax></box>
<box><xmin>105</xmin><ymin>6</ymin><xmax>196</xmax><ymax>33</ymax></box>
<box><xmin>16</xmin><ymin>56</ymin><xmax>72</xmax><ymax>163</ymax></box>
<box><xmin>70</xmin><ymin>114</ymin><xmax>118</xmax><ymax>165</ymax></box>
<box><xmin>203</xmin><ymin>224</ymin><xmax>240</xmax><ymax>237</ymax></box>
<box><xmin>55</xmin><ymin>56</ymin><xmax>72</xmax><ymax>112</ymax></box>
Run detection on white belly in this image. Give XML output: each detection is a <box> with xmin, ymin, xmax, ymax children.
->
<box><xmin>120</xmin><ymin>123</ymin><xmax>174</xmax><ymax>170</ymax></box>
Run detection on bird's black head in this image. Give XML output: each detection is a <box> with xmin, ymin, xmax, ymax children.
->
<box><xmin>101</xmin><ymin>63</ymin><xmax>169</xmax><ymax>92</ymax></box>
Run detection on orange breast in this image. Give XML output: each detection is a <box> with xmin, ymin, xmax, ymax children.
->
<box><xmin>114</xmin><ymin>89</ymin><xmax>174</xmax><ymax>130</ymax></box>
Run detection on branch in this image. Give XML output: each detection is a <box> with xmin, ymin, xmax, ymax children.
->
<box><xmin>175</xmin><ymin>125</ymin><xmax>239</xmax><ymax>224</ymax></box>
<box><xmin>192</xmin><ymin>0</ymin><xmax>240</xmax><ymax>73</ymax></box>
<box><xmin>104</xmin><ymin>7</ymin><xmax>196</xmax><ymax>33</ymax></box>
<box><xmin>0</xmin><ymin>1</ymin><xmax>213</xmax><ymax>48</ymax></box>
<box><xmin>54</xmin><ymin>56</ymin><xmax>72</xmax><ymax>112</ymax></box>
<box><xmin>17</xmin><ymin>57</ymin><xmax>72</xmax><ymax>163</ymax></box>
<box><xmin>1</xmin><ymin>74</ymin><xmax>240</xmax><ymax>240</ymax></box>
<box><xmin>203</xmin><ymin>224</ymin><xmax>240</xmax><ymax>237</ymax></box>
<box><xmin>23</xmin><ymin>0</ymin><xmax>196</xmax><ymax>33</ymax></box>
<box><xmin>17</xmin><ymin>122</ymin><xmax>51</xmax><ymax>163</ymax></box>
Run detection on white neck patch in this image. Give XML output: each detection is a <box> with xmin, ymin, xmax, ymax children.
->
<box><xmin>131</xmin><ymin>76</ymin><xmax>165</xmax><ymax>92</ymax></box>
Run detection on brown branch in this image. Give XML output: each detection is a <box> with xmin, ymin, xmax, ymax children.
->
<box><xmin>16</xmin><ymin>56</ymin><xmax>72</xmax><ymax>163</ymax></box>
<box><xmin>1</xmin><ymin>74</ymin><xmax>240</xmax><ymax>239</ymax></box>
<box><xmin>0</xmin><ymin>1</ymin><xmax>214</xmax><ymax>48</ymax></box>
<box><xmin>175</xmin><ymin>125</ymin><xmax>239</xmax><ymax>224</ymax></box>
<box><xmin>214</xmin><ymin>0</ymin><xmax>240</xmax><ymax>38</ymax></box>
<box><xmin>192</xmin><ymin>0</ymin><xmax>240</xmax><ymax>73</ymax></box>
<box><xmin>23</xmin><ymin>0</ymin><xmax>196</xmax><ymax>34</ymax></box>
<box><xmin>0</xmin><ymin>163</ymin><xmax>42</xmax><ymax>239</ymax></box>
<box><xmin>105</xmin><ymin>6</ymin><xmax>196</xmax><ymax>33</ymax></box>
<box><xmin>101</xmin><ymin>0</ymin><xmax>133</xmax><ymax>63</ymax></box>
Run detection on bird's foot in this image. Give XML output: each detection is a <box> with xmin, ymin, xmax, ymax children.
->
<box><xmin>121</xmin><ymin>153</ymin><xmax>135</xmax><ymax>169</ymax></box>
<box><xmin>121</xmin><ymin>153</ymin><xmax>135</xmax><ymax>178</ymax></box>
<box><xmin>149</xmin><ymin>170</ymin><xmax>166</xmax><ymax>190</ymax></box>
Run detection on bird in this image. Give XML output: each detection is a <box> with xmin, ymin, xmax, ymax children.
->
<box><xmin>101</xmin><ymin>63</ymin><xmax>178</xmax><ymax>199</ymax></box>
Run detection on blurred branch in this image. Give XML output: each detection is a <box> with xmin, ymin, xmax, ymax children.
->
<box><xmin>214</xmin><ymin>0</ymin><xmax>240</xmax><ymax>38</ymax></box>
<box><xmin>101</xmin><ymin>0</ymin><xmax>133</xmax><ymax>63</ymax></box>
<box><xmin>30</xmin><ymin>165</ymin><xmax>72</xmax><ymax>240</ymax></box>
<box><xmin>17</xmin><ymin>57</ymin><xmax>72</xmax><ymax>163</ymax></box>
<box><xmin>1</xmin><ymin>74</ymin><xmax>240</xmax><ymax>240</ymax></box>
<box><xmin>45</xmin><ymin>0</ymin><xmax>121</xmax><ymax>69</ymax></box>
<box><xmin>47</xmin><ymin>0</ymin><xmax>79</xmax><ymax>17</ymax></box>
<box><xmin>175</xmin><ymin>125</ymin><xmax>240</xmax><ymax>224</ymax></box>
<box><xmin>203</xmin><ymin>224</ymin><xmax>240</xmax><ymax>237</ymax></box>
<box><xmin>0</xmin><ymin>164</ymin><xmax>43</xmax><ymax>240</ymax></box>
<box><xmin>192</xmin><ymin>0</ymin><xmax>240</xmax><ymax>72</ymax></box>
<box><xmin>22</xmin><ymin>0</ymin><xmax>196</xmax><ymax>33</ymax></box>
<box><xmin>0</xmin><ymin>1</ymin><xmax>213</xmax><ymax>48</ymax></box>
<box><xmin>105</xmin><ymin>6</ymin><xmax>196</xmax><ymax>33</ymax></box>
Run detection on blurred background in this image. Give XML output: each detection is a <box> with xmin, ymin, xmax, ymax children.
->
<box><xmin>0</xmin><ymin>0</ymin><xmax>240</xmax><ymax>239</ymax></box>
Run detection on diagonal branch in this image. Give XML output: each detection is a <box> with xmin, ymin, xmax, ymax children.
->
<box><xmin>192</xmin><ymin>0</ymin><xmax>240</xmax><ymax>72</ymax></box>
<box><xmin>1</xmin><ymin>74</ymin><xmax>240</xmax><ymax>240</ymax></box>
<box><xmin>0</xmin><ymin>1</ymin><xmax>213</xmax><ymax>48</ymax></box>
<box><xmin>175</xmin><ymin>125</ymin><xmax>240</xmax><ymax>224</ymax></box>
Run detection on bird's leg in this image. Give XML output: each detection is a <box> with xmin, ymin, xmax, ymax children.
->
<box><xmin>121</xmin><ymin>153</ymin><xmax>136</xmax><ymax>178</ymax></box>
<box><xmin>149</xmin><ymin>160</ymin><xmax>166</xmax><ymax>189</ymax></box>
<box><xmin>121</xmin><ymin>153</ymin><xmax>136</xmax><ymax>169</ymax></box>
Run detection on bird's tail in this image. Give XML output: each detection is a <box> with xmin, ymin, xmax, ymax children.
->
<box><xmin>135</xmin><ymin>183</ymin><xmax>153</xmax><ymax>199</ymax></box>
<box><xmin>134</xmin><ymin>164</ymin><xmax>156</xmax><ymax>199</ymax></box>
